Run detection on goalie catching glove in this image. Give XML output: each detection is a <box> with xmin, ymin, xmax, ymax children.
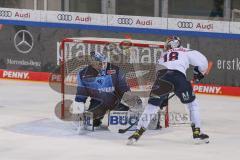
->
<box><xmin>193</xmin><ymin>66</ymin><xmax>204</xmax><ymax>82</ymax></box>
<box><xmin>70</xmin><ymin>101</ymin><xmax>85</xmax><ymax>114</ymax></box>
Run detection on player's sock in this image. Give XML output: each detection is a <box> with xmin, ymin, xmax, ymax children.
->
<box><xmin>191</xmin><ymin>124</ymin><xmax>209</xmax><ymax>144</ymax></box>
<box><xmin>127</xmin><ymin>127</ymin><xmax>146</xmax><ymax>145</ymax></box>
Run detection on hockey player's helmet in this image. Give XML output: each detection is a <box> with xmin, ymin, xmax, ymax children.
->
<box><xmin>90</xmin><ymin>51</ymin><xmax>108</xmax><ymax>62</ymax></box>
<box><xmin>165</xmin><ymin>36</ymin><xmax>181</xmax><ymax>50</ymax></box>
<box><xmin>90</xmin><ymin>51</ymin><xmax>108</xmax><ymax>70</ymax></box>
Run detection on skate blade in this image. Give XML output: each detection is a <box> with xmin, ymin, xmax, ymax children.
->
<box><xmin>126</xmin><ymin>138</ymin><xmax>137</xmax><ymax>145</ymax></box>
<box><xmin>193</xmin><ymin>138</ymin><xmax>210</xmax><ymax>144</ymax></box>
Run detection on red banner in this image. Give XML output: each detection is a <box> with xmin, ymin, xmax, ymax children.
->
<box><xmin>0</xmin><ymin>69</ymin><xmax>50</xmax><ymax>82</ymax></box>
<box><xmin>1</xmin><ymin>69</ymin><xmax>240</xmax><ymax>97</ymax></box>
<box><xmin>193</xmin><ymin>83</ymin><xmax>240</xmax><ymax>97</ymax></box>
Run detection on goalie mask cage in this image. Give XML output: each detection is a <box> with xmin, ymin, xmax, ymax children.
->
<box><xmin>58</xmin><ymin>37</ymin><xmax>190</xmax><ymax>127</ymax></box>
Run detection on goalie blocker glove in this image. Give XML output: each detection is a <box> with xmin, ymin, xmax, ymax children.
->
<box><xmin>193</xmin><ymin>66</ymin><xmax>204</xmax><ymax>82</ymax></box>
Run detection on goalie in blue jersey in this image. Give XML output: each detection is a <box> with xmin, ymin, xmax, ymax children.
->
<box><xmin>70</xmin><ymin>51</ymin><xmax>135</xmax><ymax>127</ymax></box>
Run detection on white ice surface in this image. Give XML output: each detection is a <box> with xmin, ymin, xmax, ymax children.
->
<box><xmin>0</xmin><ymin>80</ymin><xmax>240</xmax><ymax>160</ymax></box>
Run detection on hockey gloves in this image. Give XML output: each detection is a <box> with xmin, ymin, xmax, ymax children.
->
<box><xmin>193</xmin><ymin>66</ymin><xmax>204</xmax><ymax>82</ymax></box>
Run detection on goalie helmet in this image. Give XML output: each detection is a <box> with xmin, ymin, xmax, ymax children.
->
<box><xmin>90</xmin><ymin>51</ymin><xmax>108</xmax><ymax>62</ymax></box>
<box><xmin>165</xmin><ymin>36</ymin><xmax>181</xmax><ymax>50</ymax></box>
<box><xmin>90</xmin><ymin>51</ymin><xmax>108</xmax><ymax>71</ymax></box>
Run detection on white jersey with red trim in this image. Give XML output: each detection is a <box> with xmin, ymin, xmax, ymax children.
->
<box><xmin>158</xmin><ymin>47</ymin><xmax>208</xmax><ymax>75</ymax></box>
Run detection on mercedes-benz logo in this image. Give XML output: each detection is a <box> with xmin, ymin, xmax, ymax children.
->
<box><xmin>14</xmin><ymin>30</ymin><xmax>34</xmax><ymax>54</ymax></box>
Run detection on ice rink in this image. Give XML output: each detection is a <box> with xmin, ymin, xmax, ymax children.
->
<box><xmin>0</xmin><ymin>80</ymin><xmax>240</xmax><ymax>160</ymax></box>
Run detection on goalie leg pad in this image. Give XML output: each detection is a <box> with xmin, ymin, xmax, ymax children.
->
<box><xmin>121</xmin><ymin>91</ymin><xmax>142</xmax><ymax>109</ymax></box>
<box><xmin>113</xmin><ymin>103</ymin><xmax>129</xmax><ymax>111</ymax></box>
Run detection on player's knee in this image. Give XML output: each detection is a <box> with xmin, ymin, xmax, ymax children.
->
<box><xmin>148</xmin><ymin>94</ymin><xmax>168</xmax><ymax>108</ymax></box>
<box><xmin>148</xmin><ymin>97</ymin><xmax>162</xmax><ymax>106</ymax></box>
<box><xmin>178</xmin><ymin>92</ymin><xmax>196</xmax><ymax>104</ymax></box>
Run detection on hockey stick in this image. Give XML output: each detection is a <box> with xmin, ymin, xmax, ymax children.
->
<box><xmin>118</xmin><ymin>93</ymin><xmax>176</xmax><ymax>134</ymax></box>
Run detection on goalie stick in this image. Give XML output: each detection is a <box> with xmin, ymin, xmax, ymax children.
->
<box><xmin>118</xmin><ymin>93</ymin><xmax>176</xmax><ymax>134</ymax></box>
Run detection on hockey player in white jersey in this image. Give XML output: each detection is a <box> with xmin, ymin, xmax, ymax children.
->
<box><xmin>127</xmin><ymin>36</ymin><xmax>209</xmax><ymax>145</ymax></box>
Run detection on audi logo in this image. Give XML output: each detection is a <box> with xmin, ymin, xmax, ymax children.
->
<box><xmin>177</xmin><ymin>21</ymin><xmax>194</xmax><ymax>28</ymax></box>
<box><xmin>0</xmin><ymin>10</ymin><xmax>12</xmax><ymax>17</ymax></box>
<box><xmin>117</xmin><ymin>18</ymin><xmax>133</xmax><ymax>25</ymax></box>
<box><xmin>57</xmin><ymin>14</ymin><xmax>73</xmax><ymax>21</ymax></box>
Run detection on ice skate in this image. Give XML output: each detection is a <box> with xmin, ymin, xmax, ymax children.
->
<box><xmin>192</xmin><ymin>124</ymin><xmax>209</xmax><ymax>144</ymax></box>
<box><xmin>127</xmin><ymin>127</ymin><xmax>146</xmax><ymax>145</ymax></box>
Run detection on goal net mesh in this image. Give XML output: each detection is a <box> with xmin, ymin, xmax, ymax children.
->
<box><xmin>52</xmin><ymin>37</ymin><xmax>190</xmax><ymax>126</ymax></box>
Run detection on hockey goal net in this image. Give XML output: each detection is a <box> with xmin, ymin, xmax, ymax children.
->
<box><xmin>55</xmin><ymin>37</ymin><xmax>190</xmax><ymax>127</ymax></box>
